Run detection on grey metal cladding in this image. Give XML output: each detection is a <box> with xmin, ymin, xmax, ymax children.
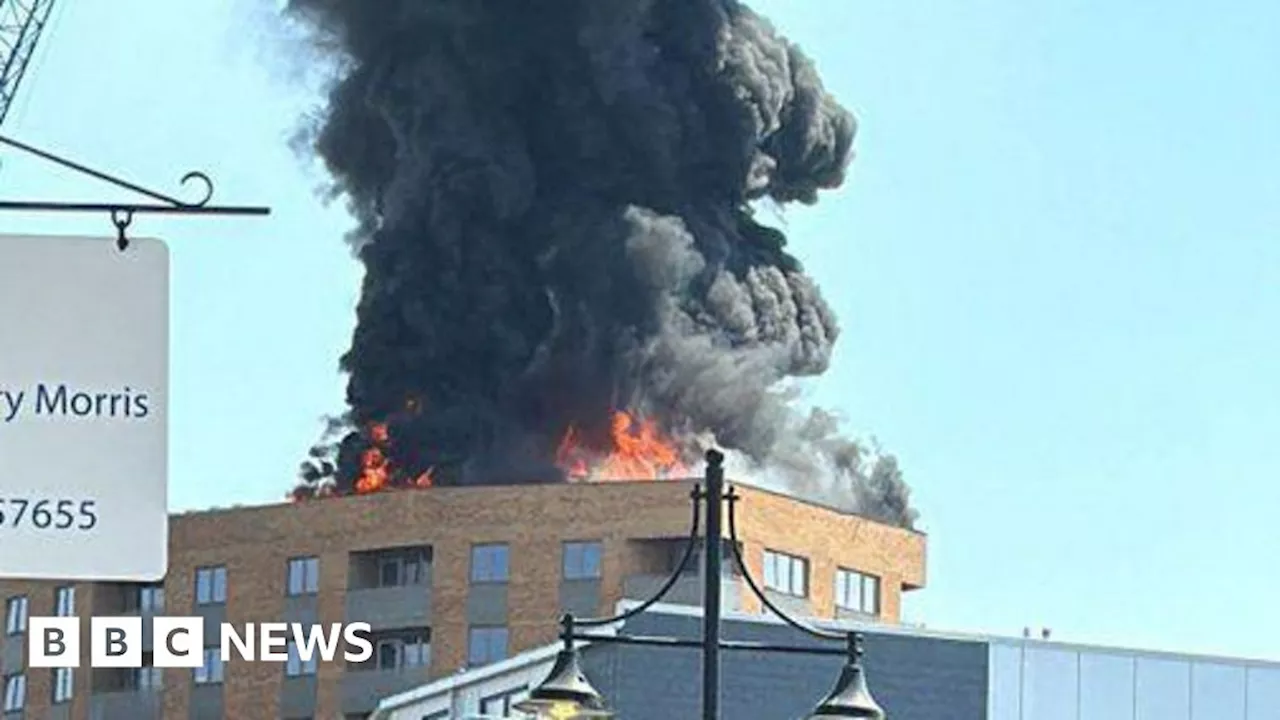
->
<box><xmin>467</xmin><ymin>583</ymin><xmax>508</xmax><ymax>626</ymax></box>
<box><xmin>601</xmin><ymin>611</ymin><xmax>989</xmax><ymax>720</ymax></box>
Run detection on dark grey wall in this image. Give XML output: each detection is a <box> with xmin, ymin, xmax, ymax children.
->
<box><xmin>581</xmin><ymin>612</ymin><xmax>989</xmax><ymax>720</ymax></box>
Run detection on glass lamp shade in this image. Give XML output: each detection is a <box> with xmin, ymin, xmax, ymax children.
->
<box><xmin>511</xmin><ymin>697</ymin><xmax>615</xmax><ymax>719</ymax></box>
<box><xmin>513</xmin><ymin>647</ymin><xmax>614</xmax><ymax>719</ymax></box>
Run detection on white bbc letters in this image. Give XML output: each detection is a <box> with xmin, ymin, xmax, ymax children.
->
<box><xmin>28</xmin><ymin>617</ymin><xmax>80</xmax><ymax>668</ymax></box>
<box><xmin>90</xmin><ymin>617</ymin><xmax>142</xmax><ymax>667</ymax></box>
<box><xmin>222</xmin><ymin>623</ymin><xmax>255</xmax><ymax>662</ymax></box>
<box><xmin>259</xmin><ymin>623</ymin><xmax>289</xmax><ymax>661</ymax></box>
<box><xmin>23</xmin><ymin>615</ymin><xmax>371</xmax><ymax>668</ymax></box>
<box><xmin>153</xmin><ymin>616</ymin><xmax>204</xmax><ymax>668</ymax></box>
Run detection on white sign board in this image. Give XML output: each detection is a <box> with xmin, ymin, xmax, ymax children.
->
<box><xmin>0</xmin><ymin>234</ymin><xmax>168</xmax><ymax>580</ymax></box>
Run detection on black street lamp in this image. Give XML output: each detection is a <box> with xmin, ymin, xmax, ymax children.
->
<box><xmin>516</xmin><ymin>449</ymin><xmax>887</xmax><ymax>720</ymax></box>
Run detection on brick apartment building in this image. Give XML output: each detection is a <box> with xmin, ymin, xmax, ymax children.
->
<box><xmin>0</xmin><ymin>478</ymin><xmax>926</xmax><ymax>720</ymax></box>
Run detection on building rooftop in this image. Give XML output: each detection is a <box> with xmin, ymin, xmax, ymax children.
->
<box><xmin>176</xmin><ymin>476</ymin><xmax>924</xmax><ymax>536</ymax></box>
<box><xmin>372</xmin><ymin>600</ymin><xmax>1280</xmax><ymax>720</ymax></box>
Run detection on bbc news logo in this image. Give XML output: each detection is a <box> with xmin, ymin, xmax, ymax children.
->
<box><xmin>27</xmin><ymin>617</ymin><xmax>373</xmax><ymax>667</ymax></box>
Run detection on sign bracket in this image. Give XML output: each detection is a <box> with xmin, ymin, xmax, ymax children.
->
<box><xmin>0</xmin><ymin>133</ymin><xmax>271</xmax><ymax>250</ymax></box>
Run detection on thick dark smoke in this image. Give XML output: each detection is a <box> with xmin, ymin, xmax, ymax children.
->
<box><xmin>284</xmin><ymin>0</ymin><xmax>917</xmax><ymax>528</ymax></box>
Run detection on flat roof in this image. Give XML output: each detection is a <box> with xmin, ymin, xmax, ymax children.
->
<box><xmin>372</xmin><ymin>600</ymin><xmax>1279</xmax><ymax>717</ymax></box>
<box><xmin>174</xmin><ymin>475</ymin><xmax>923</xmax><ymax>535</ymax></box>
<box><xmin>639</xmin><ymin>600</ymin><xmax>1280</xmax><ymax>668</ymax></box>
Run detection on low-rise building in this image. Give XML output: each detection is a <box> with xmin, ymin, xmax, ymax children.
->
<box><xmin>370</xmin><ymin>601</ymin><xmax>1280</xmax><ymax>720</ymax></box>
<box><xmin>0</xmin><ymin>478</ymin><xmax>925</xmax><ymax>719</ymax></box>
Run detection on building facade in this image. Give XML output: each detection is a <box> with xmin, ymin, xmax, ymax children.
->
<box><xmin>0</xmin><ymin>479</ymin><xmax>925</xmax><ymax>719</ymax></box>
<box><xmin>371</xmin><ymin>602</ymin><xmax>1280</xmax><ymax>720</ymax></box>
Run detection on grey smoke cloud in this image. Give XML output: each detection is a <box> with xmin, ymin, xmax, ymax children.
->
<box><xmin>283</xmin><ymin>0</ymin><xmax>917</xmax><ymax>528</ymax></box>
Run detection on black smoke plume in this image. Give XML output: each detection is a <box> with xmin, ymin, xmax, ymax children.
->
<box><xmin>284</xmin><ymin>0</ymin><xmax>917</xmax><ymax>528</ymax></box>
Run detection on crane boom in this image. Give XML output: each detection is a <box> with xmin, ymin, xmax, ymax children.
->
<box><xmin>0</xmin><ymin>0</ymin><xmax>57</xmax><ymax>128</ymax></box>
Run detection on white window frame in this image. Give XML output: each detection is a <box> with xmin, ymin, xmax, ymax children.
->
<box><xmin>2</xmin><ymin>673</ymin><xmax>25</xmax><ymax>712</ymax></box>
<box><xmin>135</xmin><ymin>665</ymin><xmax>164</xmax><ymax>691</ymax></box>
<box><xmin>378</xmin><ymin>555</ymin><xmax>404</xmax><ymax>587</ymax></box>
<box><xmin>467</xmin><ymin>626</ymin><xmax>509</xmax><ymax>666</ymax></box>
<box><xmin>54</xmin><ymin>586</ymin><xmax>75</xmax><ymax>617</ymax></box>
<box><xmin>138</xmin><ymin>584</ymin><xmax>165</xmax><ymax>612</ymax></box>
<box><xmin>4</xmin><ymin>596</ymin><xmax>27</xmax><ymax>635</ymax></box>
<box><xmin>762</xmin><ymin>549</ymin><xmax>808</xmax><ymax>597</ymax></box>
<box><xmin>402</xmin><ymin>637</ymin><xmax>430</xmax><ymax>669</ymax></box>
<box><xmin>468</xmin><ymin>622</ymin><xmax>506</xmax><ymax>661</ymax></box>
<box><xmin>195</xmin><ymin>566</ymin><xmax>227</xmax><ymax>605</ymax></box>
<box><xmin>193</xmin><ymin>648</ymin><xmax>224</xmax><ymax>685</ymax></box>
<box><xmin>377</xmin><ymin>549</ymin><xmax>429</xmax><ymax>588</ymax></box>
<box><xmin>286</xmin><ymin>556</ymin><xmax>321</xmax><ymax>596</ymax></box>
<box><xmin>470</xmin><ymin>544</ymin><xmax>510</xmax><ymax>583</ymax></box>
<box><xmin>375</xmin><ymin>638</ymin><xmax>402</xmax><ymax>670</ymax></box>
<box><xmin>835</xmin><ymin>568</ymin><xmax>880</xmax><ymax>615</ymax></box>
<box><xmin>562</xmin><ymin>541</ymin><xmax>603</xmax><ymax>580</ymax></box>
<box><xmin>373</xmin><ymin>635</ymin><xmax>430</xmax><ymax>671</ymax></box>
<box><xmin>52</xmin><ymin>667</ymin><xmax>74</xmax><ymax>704</ymax></box>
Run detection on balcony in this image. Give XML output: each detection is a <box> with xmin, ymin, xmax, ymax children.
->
<box><xmin>93</xmin><ymin>583</ymin><xmax>166</xmax><ymax>649</ymax></box>
<box><xmin>346</xmin><ymin>546</ymin><xmax>433</xmax><ymax>631</ymax></box>
<box><xmin>91</xmin><ymin>665</ymin><xmax>163</xmax><ymax>720</ymax></box>
<box><xmin>622</xmin><ymin>537</ymin><xmax>744</xmax><ymax>612</ymax></box>
<box><xmin>623</xmin><ymin>573</ymin><xmax>744</xmax><ymax>612</ymax></box>
<box><xmin>89</xmin><ymin>690</ymin><xmax>161</xmax><ymax>720</ymax></box>
<box><xmin>341</xmin><ymin>665</ymin><xmax>432</xmax><ymax>715</ymax></box>
<box><xmin>341</xmin><ymin>629</ymin><xmax>432</xmax><ymax>714</ymax></box>
<box><xmin>280</xmin><ymin>675</ymin><xmax>318</xmax><ymax>718</ymax></box>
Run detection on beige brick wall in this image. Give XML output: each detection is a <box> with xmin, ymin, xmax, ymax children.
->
<box><xmin>0</xmin><ymin>478</ymin><xmax>925</xmax><ymax>719</ymax></box>
<box><xmin>729</xmin><ymin>484</ymin><xmax>927</xmax><ymax>621</ymax></box>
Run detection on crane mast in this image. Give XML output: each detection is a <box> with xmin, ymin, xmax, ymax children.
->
<box><xmin>0</xmin><ymin>0</ymin><xmax>56</xmax><ymax>128</ymax></box>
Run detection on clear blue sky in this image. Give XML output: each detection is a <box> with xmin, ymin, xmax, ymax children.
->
<box><xmin>4</xmin><ymin>0</ymin><xmax>1276</xmax><ymax>661</ymax></box>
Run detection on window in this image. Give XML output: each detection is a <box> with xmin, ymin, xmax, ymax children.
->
<box><xmin>762</xmin><ymin>550</ymin><xmax>808</xmax><ymax>597</ymax></box>
<box><xmin>52</xmin><ymin>667</ymin><xmax>73</xmax><ymax>703</ymax></box>
<box><xmin>287</xmin><ymin>557</ymin><xmax>320</xmax><ymax>596</ymax></box>
<box><xmin>2</xmin><ymin>673</ymin><xmax>24</xmax><ymax>712</ymax></box>
<box><xmin>373</xmin><ymin>634</ymin><xmax>430</xmax><ymax>671</ymax></box>
<box><xmin>120</xmin><ymin>658</ymin><xmax>155</xmax><ymax>691</ymax></box>
<box><xmin>54</xmin><ymin>586</ymin><xmax>75</xmax><ymax>617</ymax></box>
<box><xmin>376</xmin><ymin>549</ymin><xmax>429</xmax><ymax>587</ymax></box>
<box><xmin>193</xmin><ymin>648</ymin><xmax>224</xmax><ymax>684</ymax></box>
<box><xmin>4</xmin><ymin>596</ymin><xmax>27</xmax><ymax>635</ymax></box>
<box><xmin>138</xmin><ymin>584</ymin><xmax>165</xmax><ymax>612</ymax></box>
<box><xmin>286</xmin><ymin>642</ymin><xmax>319</xmax><ymax>677</ymax></box>
<box><xmin>195</xmin><ymin>566</ymin><xmax>227</xmax><ymax>605</ymax></box>
<box><xmin>835</xmin><ymin>568</ymin><xmax>880</xmax><ymax>615</ymax></box>
<box><xmin>480</xmin><ymin>685</ymin><xmax>529</xmax><ymax>715</ymax></box>
<box><xmin>135</xmin><ymin>664</ymin><xmax>163</xmax><ymax>691</ymax></box>
<box><xmin>466</xmin><ymin>626</ymin><xmax>508</xmax><ymax>666</ymax></box>
<box><xmin>470</xmin><ymin>544</ymin><xmax>509</xmax><ymax>583</ymax></box>
<box><xmin>562</xmin><ymin>541</ymin><xmax>603</xmax><ymax>580</ymax></box>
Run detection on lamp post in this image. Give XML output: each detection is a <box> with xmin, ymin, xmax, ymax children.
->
<box><xmin>516</xmin><ymin>449</ymin><xmax>887</xmax><ymax>720</ymax></box>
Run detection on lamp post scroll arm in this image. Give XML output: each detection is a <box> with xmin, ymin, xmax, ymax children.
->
<box><xmin>570</xmin><ymin>485</ymin><xmax>703</xmax><ymax>630</ymax></box>
<box><xmin>724</xmin><ymin>487</ymin><xmax>846</xmax><ymax>643</ymax></box>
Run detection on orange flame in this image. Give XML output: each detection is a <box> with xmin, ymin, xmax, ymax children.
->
<box><xmin>353</xmin><ymin>421</ymin><xmax>434</xmax><ymax>494</ymax></box>
<box><xmin>556</xmin><ymin>410</ymin><xmax>687</xmax><ymax>481</ymax></box>
<box><xmin>304</xmin><ymin>402</ymin><xmax>677</xmax><ymax>500</ymax></box>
